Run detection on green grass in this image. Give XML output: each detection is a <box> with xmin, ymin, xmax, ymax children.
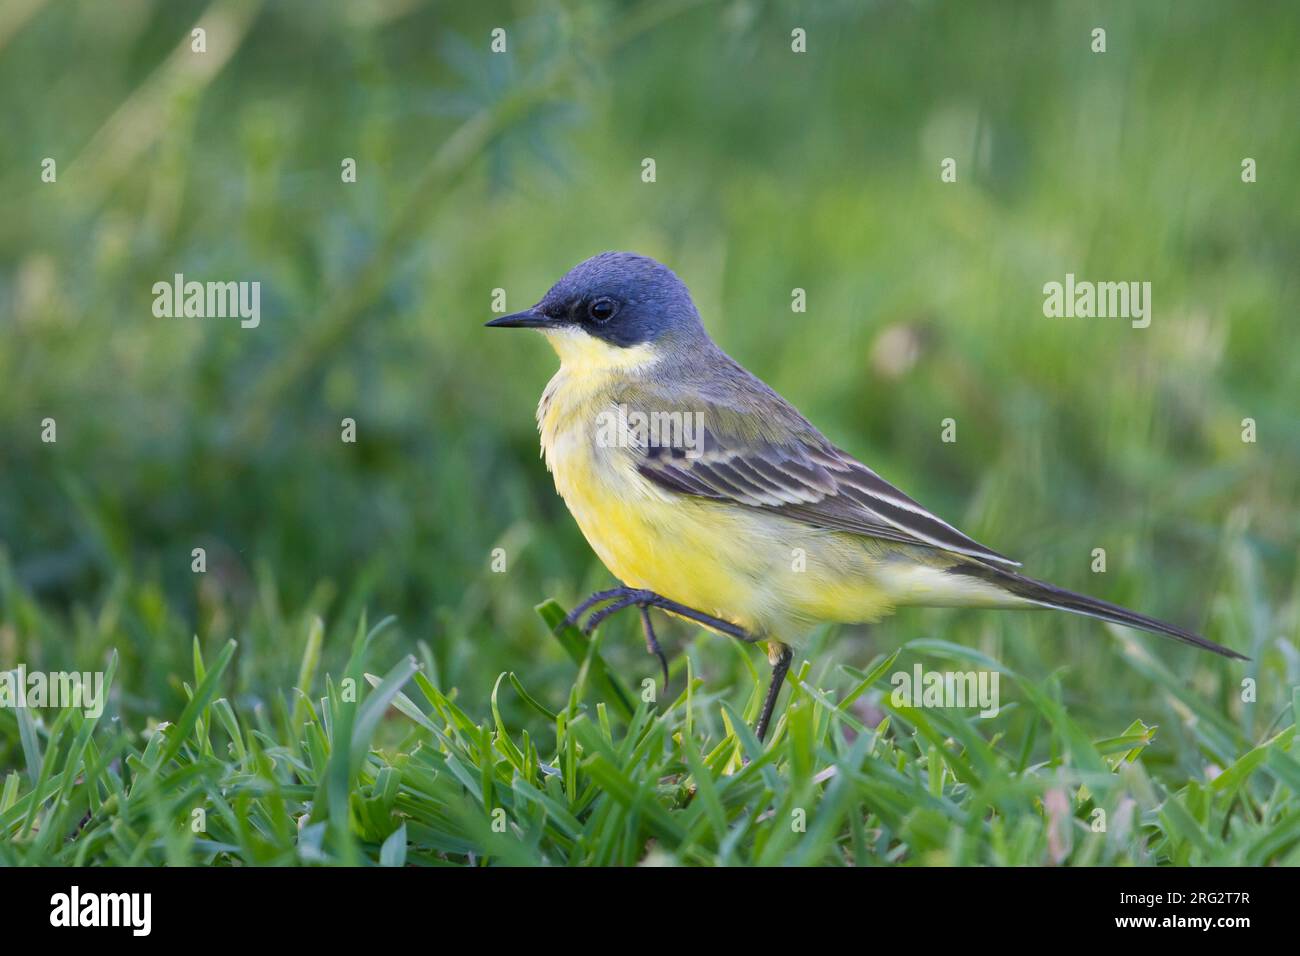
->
<box><xmin>3</xmin><ymin>583</ymin><xmax>1296</xmax><ymax>866</ymax></box>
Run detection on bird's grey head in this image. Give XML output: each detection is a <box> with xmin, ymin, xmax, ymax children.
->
<box><xmin>485</xmin><ymin>252</ymin><xmax>705</xmax><ymax>348</ymax></box>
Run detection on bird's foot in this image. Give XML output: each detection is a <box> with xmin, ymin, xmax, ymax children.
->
<box><xmin>639</xmin><ymin>606</ymin><xmax>669</xmax><ymax>693</ymax></box>
<box><xmin>565</xmin><ymin>587</ymin><xmax>677</xmax><ymax>692</ymax></box>
<box><xmin>562</xmin><ymin>587</ymin><xmax>631</xmax><ymax>630</ymax></box>
<box><xmin>565</xmin><ymin>587</ymin><xmax>756</xmax><ymax>644</ymax></box>
<box><xmin>564</xmin><ymin>587</ymin><xmax>790</xmax><ymax>737</ymax></box>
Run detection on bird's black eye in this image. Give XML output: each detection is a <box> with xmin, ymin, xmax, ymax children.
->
<box><xmin>588</xmin><ymin>297</ymin><xmax>618</xmax><ymax>323</ymax></box>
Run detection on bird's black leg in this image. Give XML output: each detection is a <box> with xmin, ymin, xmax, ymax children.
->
<box><xmin>639</xmin><ymin>594</ymin><xmax>757</xmax><ymax>644</ymax></box>
<box><xmin>755</xmin><ymin>643</ymin><xmax>793</xmax><ymax>743</ymax></box>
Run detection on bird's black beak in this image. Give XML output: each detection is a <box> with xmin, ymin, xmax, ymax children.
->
<box><xmin>485</xmin><ymin>308</ymin><xmax>555</xmax><ymax>329</ymax></box>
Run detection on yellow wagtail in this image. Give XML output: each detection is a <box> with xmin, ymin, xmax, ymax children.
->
<box><xmin>488</xmin><ymin>252</ymin><xmax>1246</xmax><ymax>740</ymax></box>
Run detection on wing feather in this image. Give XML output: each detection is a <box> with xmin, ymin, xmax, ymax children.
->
<box><xmin>620</xmin><ymin>373</ymin><xmax>1019</xmax><ymax>567</ymax></box>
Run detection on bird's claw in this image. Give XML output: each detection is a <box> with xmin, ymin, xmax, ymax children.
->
<box><xmin>640</xmin><ymin>605</ymin><xmax>670</xmax><ymax>694</ymax></box>
<box><xmin>563</xmin><ymin>587</ymin><xmax>670</xmax><ymax>691</ymax></box>
<box><xmin>561</xmin><ymin>587</ymin><xmax>632</xmax><ymax>631</ymax></box>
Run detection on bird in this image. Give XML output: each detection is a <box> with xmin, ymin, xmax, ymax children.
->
<box><xmin>487</xmin><ymin>252</ymin><xmax>1246</xmax><ymax>742</ymax></box>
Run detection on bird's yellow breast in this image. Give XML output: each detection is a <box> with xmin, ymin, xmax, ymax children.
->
<box><xmin>536</xmin><ymin>331</ymin><xmax>763</xmax><ymax>628</ymax></box>
<box><xmin>533</xmin><ymin>329</ymin><xmax>900</xmax><ymax>641</ymax></box>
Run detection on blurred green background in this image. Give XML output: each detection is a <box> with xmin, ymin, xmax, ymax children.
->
<box><xmin>1</xmin><ymin>0</ymin><xmax>1296</xmax><ymax>776</ymax></box>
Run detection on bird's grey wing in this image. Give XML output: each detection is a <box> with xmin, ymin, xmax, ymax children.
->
<box><xmin>625</xmin><ymin>378</ymin><xmax>1019</xmax><ymax>567</ymax></box>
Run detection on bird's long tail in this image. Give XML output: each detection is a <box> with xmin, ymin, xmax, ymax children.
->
<box><xmin>950</xmin><ymin>563</ymin><xmax>1249</xmax><ymax>660</ymax></box>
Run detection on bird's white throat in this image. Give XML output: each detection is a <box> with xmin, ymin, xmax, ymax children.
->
<box><xmin>540</xmin><ymin>326</ymin><xmax>659</xmax><ymax>375</ymax></box>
